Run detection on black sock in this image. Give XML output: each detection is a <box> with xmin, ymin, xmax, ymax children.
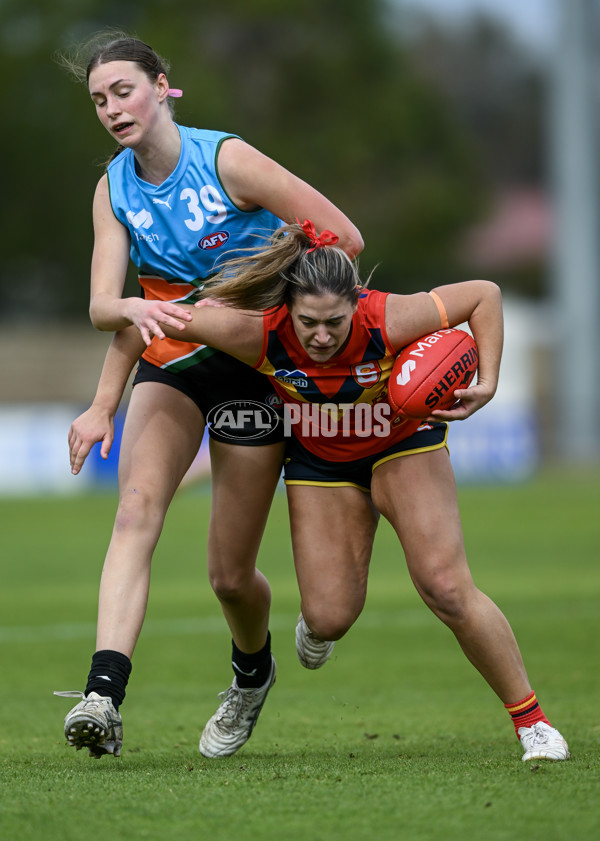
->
<box><xmin>85</xmin><ymin>649</ymin><xmax>132</xmax><ymax>709</ymax></box>
<box><xmin>231</xmin><ymin>631</ymin><xmax>272</xmax><ymax>688</ymax></box>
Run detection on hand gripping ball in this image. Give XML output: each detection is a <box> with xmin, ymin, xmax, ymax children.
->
<box><xmin>388</xmin><ymin>329</ymin><xmax>478</xmax><ymax>419</ymax></box>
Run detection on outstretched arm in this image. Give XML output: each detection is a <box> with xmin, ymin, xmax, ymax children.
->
<box><xmin>71</xmin><ymin>171</ymin><xmax>194</xmax><ymax>475</ymax></box>
<box><xmin>385</xmin><ymin>280</ymin><xmax>503</xmax><ymax>421</ymax></box>
<box><xmin>68</xmin><ymin>327</ymin><xmax>144</xmax><ymax>474</ymax></box>
<box><xmin>161</xmin><ymin>304</ymin><xmax>264</xmax><ymax>365</ymax></box>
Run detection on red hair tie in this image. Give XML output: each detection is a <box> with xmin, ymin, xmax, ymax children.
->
<box><xmin>296</xmin><ymin>218</ymin><xmax>339</xmax><ymax>253</ymax></box>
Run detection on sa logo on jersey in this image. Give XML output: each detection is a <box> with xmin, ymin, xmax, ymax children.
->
<box><xmin>352</xmin><ymin>361</ymin><xmax>381</xmax><ymax>386</ymax></box>
<box><xmin>199</xmin><ymin>231</ymin><xmax>230</xmax><ymax>250</ymax></box>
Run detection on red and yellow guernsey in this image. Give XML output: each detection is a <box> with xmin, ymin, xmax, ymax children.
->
<box><xmin>255</xmin><ymin>289</ymin><xmax>421</xmax><ymax>460</ymax></box>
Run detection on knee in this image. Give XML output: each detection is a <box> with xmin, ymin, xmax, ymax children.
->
<box><xmin>209</xmin><ymin>568</ymin><xmax>254</xmax><ymax>603</ymax></box>
<box><xmin>113</xmin><ymin>486</ymin><xmax>163</xmax><ymax>533</ymax></box>
<box><xmin>302</xmin><ymin>603</ymin><xmax>361</xmax><ymax>641</ymax></box>
<box><xmin>418</xmin><ymin>571</ymin><xmax>475</xmax><ymax>627</ymax></box>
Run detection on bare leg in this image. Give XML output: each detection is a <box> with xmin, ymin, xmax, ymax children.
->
<box><xmin>286</xmin><ymin>484</ymin><xmax>379</xmax><ymax>640</ymax></box>
<box><xmin>207</xmin><ymin>440</ymin><xmax>284</xmax><ymax>653</ymax></box>
<box><xmin>96</xmin><ymin>383</ymin><xmax>205</xmax><ymax>656</ymax></box>
<box><xmin>371</xmin><ymin>448</ymin><xmax>531</xmax><ymax>704</ymax></box>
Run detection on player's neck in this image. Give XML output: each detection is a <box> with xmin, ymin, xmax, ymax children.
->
<box><xmin>133</xmin><ymin>121</ymin><xmax>181</xmax><ymax>186</ymax></box>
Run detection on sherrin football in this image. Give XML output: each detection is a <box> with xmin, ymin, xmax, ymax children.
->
<box><xmin>388</xmin><ymin>328</ymin><xmax>478</xmax><ymax>419</ymax></box>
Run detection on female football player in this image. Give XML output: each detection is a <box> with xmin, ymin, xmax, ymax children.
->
<box><xmin>159</xmin><ymin>220</ymin><xmax>570</xmax><ymax>763</ymax></box>
<box><xmin>54</xmin><ymin>33</ymin><xmax>363</xmax><ymax>761</ymax></box>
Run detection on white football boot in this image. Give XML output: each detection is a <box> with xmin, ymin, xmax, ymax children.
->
<box><xmin>518</xmin><ymin>721</ymin><xmax>570</xmax><ymax>761</ymax></box>
<box><xmin>55</xmin><ymin>690</ymin><xmax>123</xmax><ymax>758</ymax></box>
<box><xmin>295</xmin><ymin>615</ymin><xmax>335</xmax><ymax>669</ymax></box>
<box><xmin>199</xmin><ymin>657</ymin><xmax>276</xmax><ymax>758</ymax></box>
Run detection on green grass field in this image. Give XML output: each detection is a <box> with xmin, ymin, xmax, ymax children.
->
<box><xmin>1</xmin><ymin>469</ymin><xmax>599</xmax><ymax>841</ymax></box>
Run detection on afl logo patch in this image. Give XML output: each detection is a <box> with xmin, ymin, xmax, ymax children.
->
<box><xmin>199</xmin><ymin>231</ymin><xmax>230</xmax><ymax>250</ymax></box>
<box><xmin>265</xmin><ymin>392</ymin><xmax>284</xmax><ymax>409</ymax></box>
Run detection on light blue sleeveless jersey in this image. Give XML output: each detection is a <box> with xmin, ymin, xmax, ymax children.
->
<box><xmin>107</xmin><ymin>125</ymin><xmax>283</xmax><ymax>291</ymax></box>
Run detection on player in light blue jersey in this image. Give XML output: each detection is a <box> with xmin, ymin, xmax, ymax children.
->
<box><xmin>55</xmin><ymin>32</ymin><xmax>363</xmax><ymax>760</ymax></box>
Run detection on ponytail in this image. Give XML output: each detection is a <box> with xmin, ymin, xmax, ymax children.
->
<box><xmin>202</xmin><ymin>222</ymin><xmax>363</xmax><ymax>310</ymax></box>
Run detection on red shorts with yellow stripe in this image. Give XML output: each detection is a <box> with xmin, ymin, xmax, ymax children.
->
<box><xmin>283</xmin><ymin>422</ymin><xmax>448</xmax><ymax>491</ymax></box>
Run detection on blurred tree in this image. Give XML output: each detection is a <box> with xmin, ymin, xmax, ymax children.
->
<box><xmin>1</xmin><ymin>0</ymin><xmax>486</xmax><ymax>322</ymax></box>
<box><xmin>405</xmin><ymin>11</ymin><xmax>548</xmax><ymax>185</ymax></box>
<box><xmin>402</xmin><ymin>11</ymin><xmax>549</xmax><ymax>295</ymax></box>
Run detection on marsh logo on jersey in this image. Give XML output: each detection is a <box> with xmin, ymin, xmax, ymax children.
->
<box><xmin>207</xmin><ymin>399</ymin><xmax>280</xmax><ymax>440</ymax></box>
<box><xmin>199</xmin><ymin>231</ymin><xmax>230</xmax><ymax>250</ymax></box>
<box><xmin>126</xmin><ymin>208</ymin><xmax>154</xmax><ymax>229</ymax></box>
<box><xmin>273</xmin><ymin>368</ymin><xmax>309</xmax><ymax>388</ymax></box>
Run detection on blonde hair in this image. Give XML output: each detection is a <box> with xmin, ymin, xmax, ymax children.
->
<box><xmin>202</xmin><ymin>223</ymin><xmax>365</xmax><ymax>310</ymax></box>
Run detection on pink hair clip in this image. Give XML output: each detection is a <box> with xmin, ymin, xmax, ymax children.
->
<box><xmin>168</xmin><ymin>88</ymin><xmax>183</xmax><ymax>98</ymax></box>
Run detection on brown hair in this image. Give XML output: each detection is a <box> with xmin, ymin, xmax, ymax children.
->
<box><xmin>202</xmin><ymin>223</ymin><xmax>366</xmax><ymax>311</ymax></box>
<box><xmin>58</xmin><ymin>31</ymin><xmax>174</xmax><ymax>167</ymax></box>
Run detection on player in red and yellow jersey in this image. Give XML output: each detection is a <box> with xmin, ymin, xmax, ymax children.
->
<box><xmin>160</xmin><ymin>220</ymin><xmax>569</xmax><ymax>763</ymax></box>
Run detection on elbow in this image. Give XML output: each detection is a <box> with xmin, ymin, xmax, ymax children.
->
<box><xmin>351</xmin><ymin>231</ymin><xmax>365</xmax><ymax>258</ymax></box>
<box><xmin>342</xmin><ymin>227</ymin><xmax>364</xmax><ymax>260</ymax></box>
<box><xmin>469</xmin><ymin>279</ymin><xmax>502</xmax><ymax>310</ymax></box>
<box><xmin>89</xmin><ymin>309</ymin><xmax>102</xmax><ymax>331</ymax></box>
<box><xmin>89</xmin><ymin>300</ymin><xmax>111</xmax><ymax>332</ymax></box>
<box><xmin>486</xmin><ymin>280</ymin><xmax>503</xmax><ymax>310</ymax></box>
<box><xmin>480</xmin><ymin>279</ymin><xmax>502</xmax><ymax>299</ymax></box>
